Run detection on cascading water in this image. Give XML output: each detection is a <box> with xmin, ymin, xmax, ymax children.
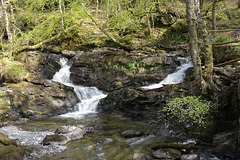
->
<box><xmin>142</xmin><ymin>57</ymin><xmax>193</xmax><ymax>90</ymax></box>
<box><xmin>52</xmin><ymin>57</ymin><xmax>107</xmax><ymax>118</ymax></box>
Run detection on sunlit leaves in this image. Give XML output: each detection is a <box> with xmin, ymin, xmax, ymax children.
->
<box><xmin>161</xmin><ymin>96</ymin><xmax>213</xmax><ymax>127</ymax></box>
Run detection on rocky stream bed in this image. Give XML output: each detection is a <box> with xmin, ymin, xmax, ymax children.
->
<box><xmin>0</xmin><ymin>47</ymin><xmax>239</xmax><ymax>159</ymax></box>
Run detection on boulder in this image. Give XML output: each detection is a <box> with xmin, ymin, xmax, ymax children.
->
<box><xmin>55</xmin><ymin>125</ymin><xmax>77</xmax><ymax>134</ymax></box>
<box><xmin>0</xmin><ymin>133</ymin><xmax>21</xmax><ymax>146</ymax></box>
<box><xmin>70</xmin><ymin>127</ymin><xmax>86</xmax><ymax>141</ymax></box>
<box><xmin>132</xmin><ymin>153</ymin><xmax>151</xmax><ymax>160</ymax></box>
<box><xmin>152</xmin><ymin>148</ymin><xmax>181</xmax><ymax>159</ymax></box>
<box><xmin>42</xmin><ymin>134</ymin><xmax>69</xmax><ymax>145</ymax></box>
<box><xmin>121</xmin><ymin>130</ymin><xmax>144</xmax><ymax>138</ymax></box>
<box><xmin>5</xmin><ymin>79</ymin><xmax>78</xmax><ymax>118</ymax></box>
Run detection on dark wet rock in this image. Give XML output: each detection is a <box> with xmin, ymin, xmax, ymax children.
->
<box><xmin>102</xmin><ymin>84</ymin><xmax>190</xmax><ymax>121</ymax></box>
<box><xmin>152</xmin><ymin>148</ymin><xmax>181</xmax><ymax>159</ymax></box>
<box><xmin>132</xmin><ymin>153</ymin><xmax>151</xmax><ymax>160</ymax></box>
<box><xmin>42</xmin><ymin>134</ymin><xmax>69</xmax><ymax>145</ymax></box>
<box><xmin>70</xmin><ymin>47</ymin><xmax>180</xmax><ymax>91</ymax></box>
<box><xmin>55</xmin><ymin>125</ymin><xmax>77</xmax><ymax>134</ymax></box>
<box><xmin>70</xmin><ymin>127</ymin><xmax>86</xmax><ymax>141</ymax></box>
<box><xmin>0</xmin><ymin>133</ymin><xmax>20</xmax><ymax>146</ymax></box>
<box><xmin>121</xmin><ymin>130</ymin><xmax>144</xmax><ymax>138</ymax></box>
<box><xmin>212</xmin><ymin>131</ymin><xmax>237</xmax><ymax>154</ymax></box>
<box><xmin>181</xmin><ymin>153</ymin><xmax>200</xmax><ymax>160</ymax></box>
<box><xmin>151</xmin><ymin>142</ymin><xmax>195</xmax><ymax>152</ymax></box>
<box><xmin>102</xmin><ymin>138</ymin><xmax>115</xmax><ymax>146</ymax></box>
<box><xmin>84</xmin><ymin>127</ymin><xmax>94</xmax><ymax>133</ymax></box>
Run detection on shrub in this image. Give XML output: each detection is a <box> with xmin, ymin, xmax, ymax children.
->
<box><xmin>212</xmin><ymin>35</ymin><xmax>232</xmax><ymax>43</ymax></box>
<box><xmin>160</xmin><ymin>96</ymin><xmax>213</xmax><ymax>127</ymax></box>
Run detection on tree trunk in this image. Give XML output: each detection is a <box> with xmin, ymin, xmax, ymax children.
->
<box><xmin>95</xmin><ymin>0</ymin><xmax>99</xmax><ymax>18</ymax></box>
<box><xmin>195</xmin><ymin>0</ymin><xmax>217</xmax><ymax>93</ymax></box>
<box><xmin>1</xmin><ymin>0</ymin><xmax>12</xmax><ymax>44</ymax></box>
<box><xmin>146</xmin><ymin>3</ymin><xmax>152</xmax><ymax>37</ymax></box>
<box><xmin>59</xmin><ymin>0</ymin><xmax>64</xmax><ymax>31</ymax></box>
<box><xmin>10</xmin><ymin>4</ymin><xmax>15</xmax><ymax>47</ymax></box>
<box><xmin>186</xmin><ymin>0</ymin><xmax>203</xmax><ymax>92</ymax></box>
<box><xmin>238</xmin><ymin>79</ymin><xmax>240</xmax><ymax>153</ymax></box>
<box><xmin>212</xmin><ymin>0</ymin><xmax>217</xmax><ymax>30</ymax></box>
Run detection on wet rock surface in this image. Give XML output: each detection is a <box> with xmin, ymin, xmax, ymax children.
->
<box><xmin>121</xmin><ymin>130</ymin><xmax>144</xmax><ymax>138</ymax></box>
<box><xmin>181</xmin><ymin>153</ymin><xmax>200</xmax><ymax>160</ymax></box>
<box><xmin>132</xmin><ymin>153</ymin><xmax>151</xmax><ymax>160</ymax></box>
<box><xmin>152</xmin><ymin>148</ymin><xmax>182</xmax><ymax>159</ymax></box>
<box><xmin>101</xmin><ymin>138</ymin><xmax>115</xmax><ymax>146</ymax></box>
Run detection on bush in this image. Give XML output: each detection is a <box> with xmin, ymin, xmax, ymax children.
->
<box><xmin>212</xmin><ymin>35</ymin><xmax>232</xmax><ymax>43</ymax></box>
<box><xmin>160</xmin><ymin>96</ymin><xmax>213</xmax><ymax>127</ymax></box>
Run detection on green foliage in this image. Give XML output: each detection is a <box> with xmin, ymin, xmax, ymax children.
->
<box><xmin>126</xmin><ymin>62</ymin><xmax>146</xmax><ymax>72</ymax></box>
<box><xmin>161</xmin><ymin>19</ymin><xmax>188</xmax><ymax>45</ymax></box>
<box><xmin>4</xmin><ymin>65</ymin><xmax>25</xmax><ymax>83</ymax></box>
<box><xmin>161</xmin><ymin>96</ymin><xmax>214</xmax><ymax>127</ymax></box>
<box><xmin>212</xmin><ymin>35</ymin><xmax>232</xmax><ymax>43</ymax></box>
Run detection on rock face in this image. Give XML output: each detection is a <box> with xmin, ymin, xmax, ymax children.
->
<box><xmin>0</xmin><ymin>74</ymin><xmax>78</xmax><ymax>122</ymax></box>
<box><xmin>15</xmin><ymin>51</ymin><xmax>62</xmax><ymax>79</ymax></box>
<box><xmin>70</xmin><ymin>48</ymin><xmax>180</xmax><ymax>91</ymax></box>
<box><xmin>121</xmin><ymin>130</ymin><xmax>144</xmax><ymax>138</ymax></box>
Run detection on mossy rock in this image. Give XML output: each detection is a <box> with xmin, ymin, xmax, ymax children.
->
<box><xmin>162</xmin><ymin>19</ymin><xmax>188</xmax><ymax>45</ymax></box>
<box><xmin>0</xmin><ymin>145</ymin><xmax>27</xmax><ymax>160</ymax></box>
<box><xmin>0</xmin><ymin>133</ymin><xmax>20</xmax><ymax>146</ymax></box>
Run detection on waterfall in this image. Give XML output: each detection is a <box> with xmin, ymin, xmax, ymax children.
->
<box><xmin>52</xmin><ymin>57</ymin><xmax>107</xmax><ymax>118</ymax></box>
<box><xmin>141</xmin><ymin>57</ymin><xmax>193</xmax><ymax>90</ymax></box>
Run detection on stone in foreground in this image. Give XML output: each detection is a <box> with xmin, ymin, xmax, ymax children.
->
<box><xmin>152</xmin><ymin>148</ymin><xmax>181</xmax><ymax>159</ymax></box>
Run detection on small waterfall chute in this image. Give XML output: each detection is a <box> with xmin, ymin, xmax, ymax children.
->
<box><xmin>141</xmin><ymin>57</ymin><xmax>193</xmax><ymax>90</ymax></box>
<box><xmin>52</xmin><ymin>57</ymin><xmax>107</xmax><ymax>118</ymax></box>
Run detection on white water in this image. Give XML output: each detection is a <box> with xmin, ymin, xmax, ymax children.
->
<box><xmin>52</xmin><ymin>57</ymin><xmax>107</xmax><ymax>118</ymax></box>
<box><xmin>141</xmin><ymin>57</ymin><xmax>193</xmax><ymax>90</ymax></box>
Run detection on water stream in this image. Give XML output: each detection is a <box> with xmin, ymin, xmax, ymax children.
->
<box><xmin>52</xmin><ymin>58</ymin><xmax>107</xmax><ymax>118</ymax></box>
<box><xmin>0</xmin><ymin>56</ymin><xmax>223</xmax><ymax>160</ymax></box>
<box><xmin>142</xmin><ymin>57</ymin><xmax>193</xmax><ymax>90</ymax></box>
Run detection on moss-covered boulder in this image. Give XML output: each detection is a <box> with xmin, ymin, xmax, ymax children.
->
<box><xmin>0</xmin><ymin>73</ymin><xmax>78</xmax><ymax>123</ymax></box>
<box><xmin>0</xmin><ymin>133</ymin><xmax>20</xmax><ymax>146</ymax></box>
<box><xmin>15</xmin><ymin>51</ymin><xmax>62</xmax><ymax>79</ymax></box>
